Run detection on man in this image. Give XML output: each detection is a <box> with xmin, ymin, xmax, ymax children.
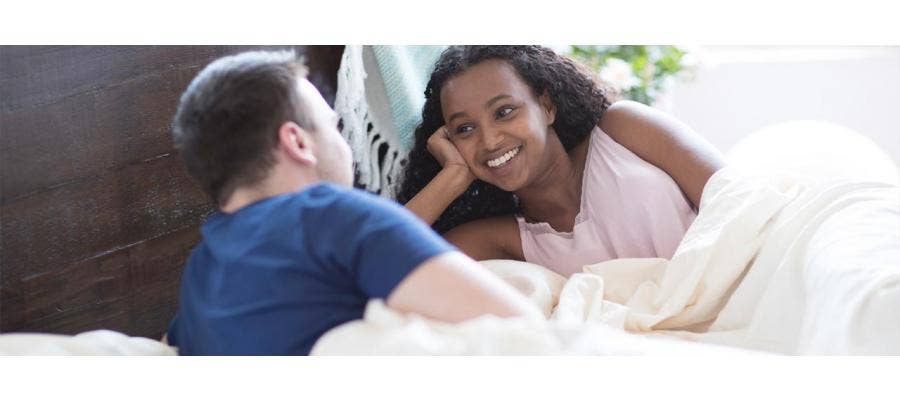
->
<box><xmin>165</xmin><ymin>50</ymin><xmax>540</xmax><ymax>355</ymax></box>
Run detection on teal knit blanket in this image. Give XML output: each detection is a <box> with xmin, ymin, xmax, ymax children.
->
<box><xmin>371</xmin><ymin>45</ymin><xmax>447</xmax><ymax>151</ymax></box>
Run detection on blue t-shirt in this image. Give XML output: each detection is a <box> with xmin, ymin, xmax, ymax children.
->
<box><xmin>166</xmin><ymin>183</ymin><xmax>454</xmax><ymax>355</ymax></box>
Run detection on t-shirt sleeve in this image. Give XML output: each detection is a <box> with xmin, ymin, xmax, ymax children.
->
<box><xmin>323</xmin><ymin>189</ymin><xmax>455</xmax><ymax>299</ymax></box>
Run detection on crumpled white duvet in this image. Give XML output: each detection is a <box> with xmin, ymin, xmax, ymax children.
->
<box><xmin>0</xmin><ymin>330</ymin><xmax>176</xmax><ymax>355</ymax></box>
<box><xmin>313</xmin><ymin>165</ymin><xmax>900</xmax><ymax>355</ymax></box>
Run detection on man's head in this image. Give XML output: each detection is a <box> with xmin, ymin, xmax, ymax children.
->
<box><xmin>172</xmin><ymin>50</ymin><xmax>353</xmax><ymax>206</ymax></box>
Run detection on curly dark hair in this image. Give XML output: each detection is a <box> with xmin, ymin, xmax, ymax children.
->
<box><xmin>395</xmin><ymin>46</ymin><xmax>613</xmax><ymax>233</ymax></box>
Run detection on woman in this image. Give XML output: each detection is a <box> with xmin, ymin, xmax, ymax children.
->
<box><xmin>397</xmin><ymin>46</ymin><xmax>725</xmax><ymax>276</ymax></box>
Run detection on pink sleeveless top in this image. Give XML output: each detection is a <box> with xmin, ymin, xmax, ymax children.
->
<box><xmin>516</xmin><ymin>126</ymin><xmax>696</xmax><ymax>276</ymax></box>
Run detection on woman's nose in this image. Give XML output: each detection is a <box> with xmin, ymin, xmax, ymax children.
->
<box><xmin>480</xmin><ymin>125</ymin><xmax>504</xmax><ymax>152</ymax></box>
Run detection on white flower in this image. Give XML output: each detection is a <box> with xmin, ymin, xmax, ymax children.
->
<box><xmin>640</xmin><ymin>62</ymin><xmax>657</xmax><ymax>81</ymax></box>
<box><xmin>599</xmin><ymin>58</ymin><xmax>641</xmax><ymax>90</ymax></box>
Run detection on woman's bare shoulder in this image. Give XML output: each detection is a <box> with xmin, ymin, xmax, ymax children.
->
<box><xmin>598</xmin><ymin>100</ymin><xmax>725</xmax><ymax>209</ymax></box>
<box><xmin>599</xmin><ymin>100</ymin><xmax>658</xmax><ymax>134</ymax></box>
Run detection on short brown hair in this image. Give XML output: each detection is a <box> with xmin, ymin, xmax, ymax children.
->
<box><xmin>172</xmin><ymin>50</ymin><xmax>310</xmax><ymax>205</ymax></box>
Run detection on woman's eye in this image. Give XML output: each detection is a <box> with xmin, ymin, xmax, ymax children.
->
<box><xmin>496</xmin><ymin>106</ymin><xmax>515</xmax><ymax>119</ymax></box>
<box><xmin>455</xmin><ymin>125</ymin><xmax>474</xmax><ymax>135</ymax></box>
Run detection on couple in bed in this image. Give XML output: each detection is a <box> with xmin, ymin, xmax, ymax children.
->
<box><xmin>166</xmin><ymin>46</ymin><xmax>724</xmax><ymax>355</ymax></box>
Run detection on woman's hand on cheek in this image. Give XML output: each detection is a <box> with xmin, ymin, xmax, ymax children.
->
<box><xmin>427</xmin><ymin>125</ymin><xmax>476</xmax><ymax>187</ymax></box>
<box><xmin>428</xmin><ymin>126</ymin><xmax>468</xmax><ymax>169</ymax></box>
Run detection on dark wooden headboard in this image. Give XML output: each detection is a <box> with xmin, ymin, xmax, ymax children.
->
<box><xmin>0</xmin><ymin>45</ymin><xmax>345</xmax><ymax>338</ymax></box>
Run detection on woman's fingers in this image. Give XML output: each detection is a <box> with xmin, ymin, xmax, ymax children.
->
<box><xmin>427</xmin><ymin>125</ymin><xmax>466</xmax><ymax>168</ymax></box>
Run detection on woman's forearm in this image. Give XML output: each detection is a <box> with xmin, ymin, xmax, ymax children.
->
<box><xmin>405</xmin><ymin>165</ymin><xmax>474</xmax><ymax>226</ymax></box>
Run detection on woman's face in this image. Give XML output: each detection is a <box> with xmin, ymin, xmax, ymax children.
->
<box><xmin>440</xmin><ymin>59</ymin><xmax>557</xmax><ymax>192</ymax></box>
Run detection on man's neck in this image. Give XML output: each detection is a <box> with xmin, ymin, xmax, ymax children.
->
<box><xmin>220</xmin><ymin>172</ymin><xmax>319</xmax><ymax>214</ymax></box>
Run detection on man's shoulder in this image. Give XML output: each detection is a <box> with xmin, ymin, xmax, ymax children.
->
<box><xmin>281</xmin><ymin>182</ymin><xmax>371</xmax><ymax>211</ymax></box>
<box><xmin>312</xmin><ymin>183</ymin><xmax>403</xmax><ymax>211</ymax></box>
<box><xmin>290</xmin><ymin>183</ymin><xmax>414</xmax><ymax>224</ymax></box>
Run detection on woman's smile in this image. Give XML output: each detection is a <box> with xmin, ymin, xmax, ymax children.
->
<box><xmin>485</xmin><ymin>145</ymin><xmax>522</xmax><ymax>168</ymax></box>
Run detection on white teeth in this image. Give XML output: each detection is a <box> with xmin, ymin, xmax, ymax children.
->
<box><xmin>486</xmin><ymin>146</ymin><xmax>521</xmax><ymax>168</ymax></box>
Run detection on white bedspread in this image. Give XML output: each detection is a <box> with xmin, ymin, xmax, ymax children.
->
<box><xmin>570</xmin><ymin>167</ymin><xmax>900</xmax><ymax>354</ymax></box>
<box><xmin>313</xmin><ymin>165</ymin><xmax>900</xmax><ymax>355</ymax></box>
<box><xmin>0</xmin><ymin>330</ymin><xmax>175</xmax><ymax>355</ymax></box>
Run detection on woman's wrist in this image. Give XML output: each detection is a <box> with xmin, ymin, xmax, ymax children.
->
<box><xmin>439</xmin><ymin>164</ymin><xmax>475</xmax><ymax>195</ymax></box>
<box><xmin>405</xmin><ymin>164</ymin><xmax>474</xmax><ymax>226</ymax></box>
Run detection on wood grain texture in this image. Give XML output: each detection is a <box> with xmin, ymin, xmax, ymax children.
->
<box><xmin>0</xmin><ymin>45</ymin><xmax>344</xmax><ymax>338</ymax></box>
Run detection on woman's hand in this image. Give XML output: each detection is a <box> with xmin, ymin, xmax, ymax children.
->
<box><xmin>405</xmin><ymin>126</ymin><xmax>476</xmax><ymax>226</ymax></box>
<box><xmin>427</xmin><ymin>126</ymin><xmax>468</xmax><ymax>170</ymax></box>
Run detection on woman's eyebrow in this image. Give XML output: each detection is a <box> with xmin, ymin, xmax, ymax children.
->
<box><xmin>447</xmin><ymin>94</ymin><xmax>512</xmax><ymax>124</ymax></box>
<box><xmin>447</xmin><ymin>111</ymin><xmax>468</xmax><ymax>124</ymax></box>
<box><xmin>485</xmin><ymin>94</ymin><xmax>512</xmax><ymax>109</ymax></box>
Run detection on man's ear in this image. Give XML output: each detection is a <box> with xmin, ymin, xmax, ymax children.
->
<box><xmin>539</xmin><ymin>90</ymin><xmax>557</xmax><ymax>126</ymax></box>
<box><xmin>278</xmin><ymin>121</ymin><xmax>317</xmax><ymax>166</ymax></box>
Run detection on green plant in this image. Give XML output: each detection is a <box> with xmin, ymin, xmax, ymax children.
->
<box><xmin>567</xmin><ymin>45</ymin><xmax>696</xmax><ymax>106</ymax></box>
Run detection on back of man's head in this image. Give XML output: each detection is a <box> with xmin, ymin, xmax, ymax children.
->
<box><xmin>172</xmin><ymin>50</ymin><xmax>311</xmax><ymax>205</ymax></box>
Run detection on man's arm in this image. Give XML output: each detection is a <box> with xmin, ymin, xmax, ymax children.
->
<box><xmin>386</xmin><ymin>251</ymin><xmax>543</xmax><ymax>322</ymax></box>
<box><xmin>329</xmin><ymin>189</ymin><xmax>541</xmax><ymax>323</ymax></box>
<box><xmin>599</xmin><ymin>100</ymin><xmax>725</xmax><ymax>209</ymax></box>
